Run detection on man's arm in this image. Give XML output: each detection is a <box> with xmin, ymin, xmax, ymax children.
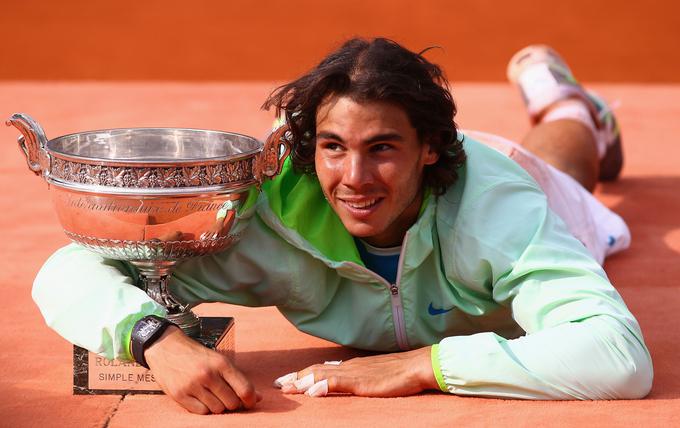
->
<box><xmin>33</xmin><ymin>244</ymin><xmax>260</xmax><ymax>412</ymax></box>
<box><xmin>432</xmin><ymin>180</ymin><xmax>653</xmax><ymax>399</ymax></box>
<box><xmin>33</xmin><ymin>243</ymin><xmax>165</xmax><ymax>360</ymax></box>
<box><xmin>279</xmin><ymin>317</ymin><xmax>651</xmax><ymax>399</ymax></box>
<box><xmin>279</xmin><ymin>180</ymin><xmax>652</xmax><ymax>399</ymax></box>
<box><xmin>433</xmin><ymin>315</ymin><xmax>651</xmax><ymax>399</ymax></box>
<box><xmin>32</xmin><ymin>213</ymin><xmax>294</xmax><ymax>413</ymax></box>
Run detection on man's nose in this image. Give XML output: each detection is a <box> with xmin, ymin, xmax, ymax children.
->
<box><xmin>342</xmin><ymin>152</ymin><xmax>373</xmax><ymax>188</ymax></box>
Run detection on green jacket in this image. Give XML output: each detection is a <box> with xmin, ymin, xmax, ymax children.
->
<box><xmin>33</xmin><ymin>137</ymin><xmax>653</xmax><ymax>399</ymax></box>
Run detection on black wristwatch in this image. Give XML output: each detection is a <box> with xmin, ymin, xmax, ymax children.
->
<box><xmin>130</xmin><ymin>315</ymin><xmax>176</xmax><ymax>369</ymax></box>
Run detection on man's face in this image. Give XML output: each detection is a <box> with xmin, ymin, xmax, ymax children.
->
<box><xmin>314</xmin><ymin>96</ymin><xmax>438</xmax><ymax>247</ymax></box>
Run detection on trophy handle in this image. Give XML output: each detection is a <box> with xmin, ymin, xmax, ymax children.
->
<box><xmin>254</xmin><ymin>124</ymin><xmax>292</xmax><ymax>184</ymax></box>
<box><xmin>5</xmin><ymin>113</ymin><xmax>50</xmax><ymax>176</ymax></box>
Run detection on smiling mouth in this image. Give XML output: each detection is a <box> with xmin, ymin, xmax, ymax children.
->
<box><xmin>338</xmin><ymin>197</ymin><xmax>382</xmax><ymax>210</ymax></box>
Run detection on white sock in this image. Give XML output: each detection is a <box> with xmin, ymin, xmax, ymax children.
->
<box><xmin>541</xmin><ymin>99</ymin><xmax>606</xmax><ymax>158</ymax></box>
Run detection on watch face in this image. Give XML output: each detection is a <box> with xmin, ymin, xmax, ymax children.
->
<box><xmin>138</xmin><ymin>318</ymin><xmax>161</xmax><ymax>339</ymax></box>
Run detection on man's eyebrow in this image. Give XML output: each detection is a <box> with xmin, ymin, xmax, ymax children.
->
<box><xmin>315</xmin><ymin>131</ymin><xmax>404</xmax><ymax>144</ymax></box>
<box><xmin>316</xmin><ymin>131</ymin><xmax>343</xmax><ymax>141</ymax></box>
<box><xmin>364</xmin><ymin>133</ymin><xmax>404</xmax><ymax>144</ymax></box>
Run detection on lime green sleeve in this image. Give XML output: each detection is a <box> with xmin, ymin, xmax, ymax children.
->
<box><xmin>33</xmin><ymin>244</ymin><xmax>167</xmax><ymax>361</ymax></box>
<box><xmin>430</xmin><ymin>344</ymin><xmax>447</xmax><ymax>392</ymax></box>
<box><xmin>434</xmin><ymin>180</ymin><xmax>653</xmax><ymax>399</ymax></box>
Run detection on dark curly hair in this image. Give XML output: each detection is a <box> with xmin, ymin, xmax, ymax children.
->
<box><xmin>262</xmin><ymin>37</ymin><xmax>465</xmax><ymax>195</ymax></box>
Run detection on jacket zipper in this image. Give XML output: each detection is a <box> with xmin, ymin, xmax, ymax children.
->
<box><xmin>389</xmin><ymin>283</ymin><xmax>409</xmax><ymax>350</ymax></box>
<box><xmin>346</xmin><ymin>233</ymin><xmax>411</xmax><ymax>351</ymax></box>
<box><xmin>391</xmin><ymin>233</ymin><xmax>410</xmax><ymax>350</ymax></box>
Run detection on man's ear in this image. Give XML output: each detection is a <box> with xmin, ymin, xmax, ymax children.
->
<box><xmin>422</xmin><ymin>138</ymin><xmax>440</xmax><ymax>165</ymax></box>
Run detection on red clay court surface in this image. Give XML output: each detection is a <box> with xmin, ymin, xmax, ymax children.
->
<box><xmin>3</xmin><ymin>1</ymin><xmax>680</xmax><ymax>82</ymax></box>
<box><xmin>1</xmin><ymin>82</ymin><xmax>679</xmax><ymax>427</ymax></box>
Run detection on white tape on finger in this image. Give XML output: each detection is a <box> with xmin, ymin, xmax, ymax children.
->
<box><xmin>306</xmin><ymin>379</ymin><xmax>329</xmax><ymax>397</ymax></box>
<box><xmin>293</xmin><ymin>373</ymin><xmax>315</xmax><ymax>392</ymax></box>
<box><xmin>324</xmin><ymin>360</ymin><xmax>342</xmax><ymax>365</ymax></box>
<box><xmin>273</xmin><ymin>372</ymin><xmax>298</xmax><ymax>388</ymax></box>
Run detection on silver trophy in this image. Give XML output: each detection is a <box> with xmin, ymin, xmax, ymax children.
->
<box><xmin>8</xmin><ymin>113</ymin><xmax>290</xmax><ymax>338</ymax></box>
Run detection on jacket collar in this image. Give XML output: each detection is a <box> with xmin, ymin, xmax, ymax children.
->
<box><xmin>257</xmin><ymin>159</ymin><xmax>436</xmax><ymax>278</ymax></box>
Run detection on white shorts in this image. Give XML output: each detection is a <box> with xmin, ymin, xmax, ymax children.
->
<box><xmin>465</xmin><ymin>130</ymin><xmax>631</xmax><ymax>265</ymax></box>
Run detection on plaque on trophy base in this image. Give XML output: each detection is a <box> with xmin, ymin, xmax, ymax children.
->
<box><xmin>73</xmin><ymin>317</ymin><xmax>235</xmax><ymax>395</ymax></box>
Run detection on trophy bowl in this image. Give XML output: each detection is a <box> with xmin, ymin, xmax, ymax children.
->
<box><xmin>7</xmin><ymin>113</ymin><xmax>290</xmax><ymax>337</ymax></box>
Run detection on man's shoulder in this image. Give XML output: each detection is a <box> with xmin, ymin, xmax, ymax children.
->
<box><xmin>435</xmin><ymin>134</ymin><xmax>547</xmax><ymax>238</ymax></box>
<box><xmin>434</xmin><ymin>135</ymin><xmax>555</xmax><ymax>281</ymax></box>
<box><xmin>440</xmin><ymin>134</ymin><xmax>540</xmax><ymax>205</ymax></box>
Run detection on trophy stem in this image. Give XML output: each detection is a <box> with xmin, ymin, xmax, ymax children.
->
<box><xmin>133</xmin><ymin>261</ymin><xmax>201</xmax><ymax>338</ymax></box>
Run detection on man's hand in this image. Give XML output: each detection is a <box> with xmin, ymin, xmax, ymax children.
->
<box><xmin>275</xmin><ymin>346</ymin><xmax>438</xmax><ymax>397</ymax></box>
<box><xmin>144</xmin><ymin>326</ymin><xmax>261</xmax><ymax>414</ymax></box>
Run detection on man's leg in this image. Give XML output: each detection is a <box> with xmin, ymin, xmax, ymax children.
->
<box><xmin>507</xmin><ymin>45</ymin><xmax>623</xmax><ymax>191</ymax></box>
<box><xmin>464</xmin><ymin>128</ymin><xmax>619</xmax><ymax>264</ymax></box>
<box><xmin>520</xmin><ymin>117</ymin><xmax>599</xmax><ymax>191</ymax></box>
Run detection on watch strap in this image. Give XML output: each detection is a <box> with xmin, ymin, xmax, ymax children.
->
<box><xmin>130</xmin><ymin>315</ymin><xmax>175</xmax><ymax>369</ymax></box>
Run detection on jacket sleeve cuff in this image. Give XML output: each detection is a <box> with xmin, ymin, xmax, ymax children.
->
<box><xmin>430</xmin><ymin>343</ymin><xmax>448</xmax><ymax>392</ymax></box>
<box><xmin>120</xmin><ymin>306</ymin><xmax>167</xmax><ymax>361</ymax></box>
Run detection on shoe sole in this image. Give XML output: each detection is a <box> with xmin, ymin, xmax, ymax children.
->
<box><xmin>507</xmin><ymin>45</ymin><xmax>572</xmax><ymax>84</ymax></box>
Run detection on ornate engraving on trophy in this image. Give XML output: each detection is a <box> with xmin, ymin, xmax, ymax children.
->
<box><xmin>50</xmin><ymin>157</ymin><xmax>256</xmax><ymax>189</ymax></box>
<box><xmin>61</xmin><ymin>194</ymin><xmax>230</xmax><ymax>216</ymax></box>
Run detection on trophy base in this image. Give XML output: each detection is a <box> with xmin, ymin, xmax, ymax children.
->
<box><xmin>73</xmin><ymin>316</ymin><xmax>234</xmax><ymax>395</ymax></box>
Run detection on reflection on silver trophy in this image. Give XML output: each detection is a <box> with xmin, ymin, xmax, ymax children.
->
<box><xmin>7</xmin><ymin>113</ymin><xmax>290</xmax><ymax>337</ymax></box>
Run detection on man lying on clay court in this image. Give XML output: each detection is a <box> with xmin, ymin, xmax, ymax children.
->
<box><xmin>33</xmin><ymin>38</ymin><xmax>653</xmax><ymax>413</ymax></box>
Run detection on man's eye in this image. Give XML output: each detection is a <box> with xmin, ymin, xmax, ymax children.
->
<box><xmin>372</xmin><ymin>144</ymin><xmax>392</xmax><ymax>152</ymax></box>
<box><xmin>324</xmin><ymin>142</ymin><xmax>343</xmax><ymax>151</ymax></box>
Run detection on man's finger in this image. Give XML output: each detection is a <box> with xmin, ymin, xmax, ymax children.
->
<box><xmin>179</xmin><ymin>394</ymin><xmax>211</xmax><ymax>415</ymax></box>
<box><xmin>296</xmin><ymin>361</ymin><xmax>340</xmax><ymax>382</ymax></box>
<box><xmin>220</xmin><ymin>364</ymin><xmax>259</xmax><ymax>409</ymax></box>
<box><xmin>181</xmin><ymin>396</ymin><xmax>211</xmax><ymax>415</ymax></box>
<box><xmin>275</xmin><ymin>361</ymin><xmax>341</xmax><ymax>389</ymax></box>
<box><xmin>307</xmin><ymin>375</ymin><xmax>355</xmax><ymax>397</ymax></box>
<box><xmin>305</xmin><ymin>379</ymin><xmax>329</xmax><ymax>397</ymax></box>
<box><xmin>204</xmin><ymin>375</ymin><xmax>242</xmax><ymax>411</ymax></box>
<box><xmin>192</xmin><ymin>387</ymin><xmax>227</xmax><ymax>414</ymax></box>
<box><xmin>293</xmin><ymin>373</ymin><xmax>316</xmax><ymax>392</ymax></box>
<box><xmin>281</xmin><ymin>372</ymin><xmax>316</xmax><ymax>394</ymax></box>
<box><xmin>274</xmin><ymin>372</ymin><xmax>297</xmax><ymax>388</ymax></box>
<box><xmin>326</xmin><ymin>375</ymin><xmax>354</xmax><ymax>394</ymax></box>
